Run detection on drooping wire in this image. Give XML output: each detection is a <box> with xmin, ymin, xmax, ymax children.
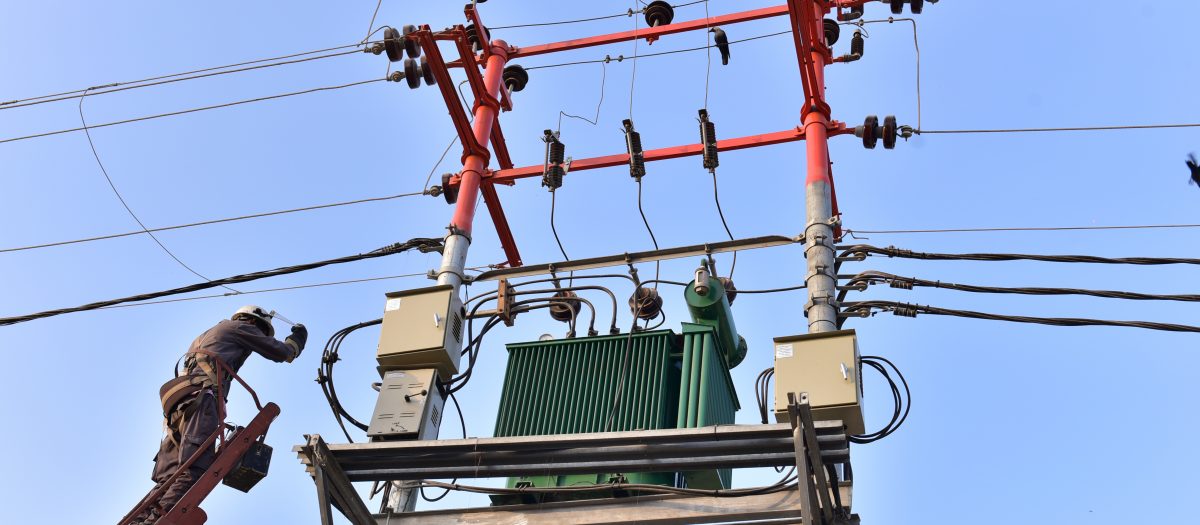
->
<box><xmin>850</xmin><ymin>18</ymin><xmax>921</xmax><ymax>130</ymax></box>
<box><xmin>1</xmin><ymin>78</ymin><xmax>386</xmax><ymax>145</ymax></box>
<box><xmin>557</xmin><ymin>61</ymin><xmax>607</xmax><ymax>132</ymax></box>
<box><xmin>549</xmin><ymin>190</ymin><xmax>573</xmax><ymax>286</ymax></box>
<box><xmin>710</xmin><ymin>171</ymin><xmax>737</xmax><ymax>278</ymax></box>
<box><xmin>419</xmin><ymin>391</ymin><xmax>465</xmax><ymax>502</ymax></box>
<box><xmin>79</xmin><ymin>88</ymin><xmax>240</xmax><ymax>294</ymax></box>
<box><xmin>849</xmin><ymin>356</ymin><xmax>910</xmax><ymax>444</ymax></box>
<box><xmin>842</xmin><ymin>300</ymin><xmax>1200</xmax><ymax>333</ymax></box>
<box><xmin>702</xmin><ymin>0</ymin><xmax>712</xmax><ymax>110</ymax></box>
<box><xmin>487</xmin><ymin>1</ymin><xmax>706</xmax><ymax>31</ymax></box>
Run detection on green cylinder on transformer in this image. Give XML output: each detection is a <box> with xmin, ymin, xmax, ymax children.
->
<box><xmin>684</xmin><ymin>268</ymin><xmax>747</xmax><ymax>369</ymax></box>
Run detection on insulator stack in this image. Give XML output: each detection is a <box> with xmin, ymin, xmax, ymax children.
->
<box><xmin>542</xmin><ymin>130</ymin><xmax>566</xmax><ymax>191</ymax></box>
<box><xmin>851</xmin><ymin>31</ymin><xmax>864</xmax><ymax>57</ymax></box>
<box><xmin>623</xmin><ymin>119</ymin><xmax>646</xmax><ymax>179</ymax></box>
<box><xmin>889</xmin><ymin>277</ymin><xmax>915</xmax><ymax>290</ymax></box>
<box><xmin>698</xmin><ymin>109</ymin><xmax>719</xmax><ymax>171</ymax></box>
<box><xmin>629</xmin><ymin>287</ymin><xmax>663</xmax><ymax>320</ymax></box>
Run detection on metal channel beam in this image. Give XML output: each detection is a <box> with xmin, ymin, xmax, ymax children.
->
<box><xmin>372</xmin><ymin>487</ymin><xmax>856</xmax><ymax>525</ymax></box>
<box><xmin>479</xmin><ymin>127</ymin><xmax>828</xmax><ymax>186</ymax></box>
<box><xmin>472</xmin><ymin>234</ymin><xmax>802</xmax><ymax>281</ymax></box>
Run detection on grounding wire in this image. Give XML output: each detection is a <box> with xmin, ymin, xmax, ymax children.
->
<box><xmin>0</xmin><ymin>78</ymin><xmax>386</xmax><ymax>145</ymax></box>
<box><xmin>0</xmin><ymin>237</ymin><xmax>443</xmax><ymax>326</ymax></box>
<box><xmin>79</xmin><ymin>87</ymin><xmax>240</xmax><ymax>294</ymax></box>
<box><xmin>843</xmin><ymin>300</ymin><xmax>1200</xmax><ymax>334</ymax></box>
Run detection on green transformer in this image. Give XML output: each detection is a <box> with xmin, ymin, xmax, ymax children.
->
<box><xmin>492</xmin><ymin>275</ymin><xmax>744</xmax><ymax>504</ymax></box>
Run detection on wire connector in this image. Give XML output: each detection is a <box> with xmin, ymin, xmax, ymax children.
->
<box><xmin>623</xmin><ymin>119</ymin><xmax>646</xmax><ymax>179</ymax></box>
<box><xmin>892</xmin><ymin>303</ymin><xmax>920</xmax><ymax>318</ymax></box>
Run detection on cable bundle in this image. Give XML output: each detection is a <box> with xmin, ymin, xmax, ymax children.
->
<box><xmin>316</xmin><ymin>319</ymin><xmax>383</xmax><ymax>442</ymax></box>
<box><xmin>850</xmin><ymin>356</ymin><xmax>909</xmax><ymax>444</ymax></box>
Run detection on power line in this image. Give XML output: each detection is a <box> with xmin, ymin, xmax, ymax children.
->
<box><xmin>487</xmin><ymin>1</ymin><xmax>706</xmax><ymax>30</ymax></box>
<box><xmin>0</xmin><ymin>49</ymin><xmax>363</xmax><ymax>112</ymax></box>
<box><xmin>839</xmin><ymin>244</ymin><xmax>1200</xmax><ymax>266</ymax></box>
<box><xmin>849</xmin><ymin>17</ymin><xmax>921</xmax><ymax>130</ymax></box>
<box><xmin>0</xmin><ymin>43</ymin><xmax>372</xmax><ymax>110</ymax></box>
<box><xmin>0</xmin><ymin>238</ymin><xmax>443</xmax><ymax>327</ymax></box>
<box><xmin>843</xmin><ymin>300</ymin><xmax>1200</xmax><ymax>334</ymax></box>
<box><xmin>844</xmin><ymin>271</ymin><xmax>1200</xmax><ymax>303</ymax></box>
<box><xmin>79</xmin><ymin>88</ymin><xmax>239</xmax><ymax>294</ymax></box>
<box><xmin>0</xmin><ymin>78</ymin><xmax>386</xmax><ymax>145</ymax></box>
<box><xmin>1</xmin><ymin>191</ymin><xmax>425</xmax><ymax>254</ymax></box>
<box><xmin>843</xmin><ymin>223</ymin><xmax>1200</xmax><ymax>236</ymax></box>
<box><xmin>100</xmin><ymin>266</ymin><xmax>490</xmax><ymax>310</ymax></box>
<box><xmin>524</xmin><ymin>30</ymin><xmax>792</xmax><ymax>71</ymax></box>
<box><xmin>916</xmin><ymin>123</ymin><xmax>1200</xmax><ymax>135</ymax></box>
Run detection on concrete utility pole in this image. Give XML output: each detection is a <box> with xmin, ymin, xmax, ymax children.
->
<box><xmin>386</xmin><ymin>38</ymin><xmax>512</xmax><ymax>513</ymax></box>
<box><xmin>799</xmin><ymin>0</ymin><xmax>839</xmax><ymax>335</ymax></box>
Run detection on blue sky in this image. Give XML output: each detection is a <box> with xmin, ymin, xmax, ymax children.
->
<box><xmin>1</xmin><ymin>1</ymin><xmax>1198</xmax><ymax>523</ymax></box>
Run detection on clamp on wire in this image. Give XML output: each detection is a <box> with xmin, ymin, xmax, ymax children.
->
<box><xmin>622</xmin><ymin>119</ymin><xmax>646</xmax><ymax>179</ymax></box>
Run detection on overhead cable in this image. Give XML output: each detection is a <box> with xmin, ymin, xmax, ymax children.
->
<box><xmin>916</xmin><ymin>123</ymin><xmax>1200</xmax><ymax>135</ymax></box>
<box><xmin>0</xmin><ymin>237</ymin><xmax>443</xmax><ymax>327</ymax></box>
<box><xmin>839</xmin><ymin>244</ymin><xmax>1200</xmax><ymax>266</ymax></box>
<box><xmin>0</xmin><ymin>49</ymin><xmax>363</xmax><ymax>112</ymax></box>
<box><xmin>843</xmin><ymin>300</ymin><xmax>1200</xmax><ymax>333</ymax></box>
<box><xmin>488</xmin><ymin>1</ymin><xmax>705</xmax><ymax>30</ymax></box>
<box><xmin>524</xmin><ymin>30</ymin><xmax>792</xmax><ymax>71</ymax></box>
<box><xmin>845</xmin><ymin>271</ymin><xmax>1200</xmax><ymax>303</ymax></box>
<box><xmin>0</xmin><ymin>78</ymin><xmax>386</xmax><ymax>145</ymax></box>
<box><xmin>1</xmin><ymin>191</ymin><xmax>425</xmax><ymax>254</ymax></box>
<box><xmin>844</xmin><ymin>223</ymin><xmax>1200</xmax><ymax>236</ymax></box>
<box><xmin>0</xmin><ymin>43</ymin><xmax>374</xmax><ymax>110</ymax></box>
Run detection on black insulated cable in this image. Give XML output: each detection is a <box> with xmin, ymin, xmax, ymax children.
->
<box><xmin>0</xmin><ymin>237</ymin><xmax>443</xmax><ymax>326</ymax></box>
<box><xmin>844</xmin><ymin>271</ymin><xmax>1200</xmax><ymax>303</ymax></box>
<box><xmin>842</xmin><ymin>300</ymin><xmax>1200</xmax><ymax>333</ymax></box>
<box><xmin>839</xmin><ymin>244</ymin><xmax>1200</xmax><ymax>266</ymax></box>
<box><xmin>849</xmin><ymin>355</ymin><xmax>910</xmax><ymax>444</ymax></box>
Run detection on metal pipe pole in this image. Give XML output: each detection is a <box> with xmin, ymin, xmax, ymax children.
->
<box><xmin>388</xmin><ymin>39</ymin><xmax>511</xmax><ymax>515</ymax></box>
<box><xmin>801</xmin><ymin>1</ymin><xmax>838</xmax><ymax>334</ymax></box>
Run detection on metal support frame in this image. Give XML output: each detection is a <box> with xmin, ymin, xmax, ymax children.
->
<box><xmin>425</xmin><ymin>2</ymin><xmax>869</xmax><ymax>269</ymax></box>
<box><xmin>296</xmin><ymin>423</ymin><xmax>854</xmax><ymax>525</ymax></box>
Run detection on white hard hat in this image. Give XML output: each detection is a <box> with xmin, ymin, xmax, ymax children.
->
<box><xmin>232</xmin><ymin>305</ymin><xmax>275</xmax><ymax>336</ymax></box>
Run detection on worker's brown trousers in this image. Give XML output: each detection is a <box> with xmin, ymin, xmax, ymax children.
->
<box><xmin>150</xmin><ymin>390</ymin><xmax>221</xmax><ymax>512</ymax></box>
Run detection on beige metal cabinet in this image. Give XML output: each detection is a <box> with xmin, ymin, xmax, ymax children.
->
<box><xmin>772</xmin><ymin>329</ymin><xmax>865</xmax><ymax>434</ymax></box>
<box><xmin>376</xmin><ymin>285</ymin><xmax>465</xmax><ymax>377</ymax></box>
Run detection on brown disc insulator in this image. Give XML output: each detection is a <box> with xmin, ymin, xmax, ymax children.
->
<box><xmin>549</xmin><ymin>290</ymin><xmax>582</xmax><ymax>323</ymax></box>
<box><xmin>629</xmin><ymin>287</ymin><xmax>663</xmax><ymax>320</ymax></box>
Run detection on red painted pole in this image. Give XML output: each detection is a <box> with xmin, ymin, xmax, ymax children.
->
<box><xmin>450</xmin><ymin>41</ymin><xmax>509</xmax><ymax>237</ymax></box>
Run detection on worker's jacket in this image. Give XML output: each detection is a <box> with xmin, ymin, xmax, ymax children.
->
<box><xmin>186</xmin><ymin>319</ymin><xmax>295</xmax><ymax>395</ymax></box>
<box><xmin>160</xmin><ymin>319</ymin><xmax>295</xmax><ymax>416</ymax></box>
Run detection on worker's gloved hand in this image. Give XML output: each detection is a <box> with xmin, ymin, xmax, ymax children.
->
<box><xmin>286</xmin><ymin>324</ymin><xmax>308</xmax><ymax>361</ymax></box>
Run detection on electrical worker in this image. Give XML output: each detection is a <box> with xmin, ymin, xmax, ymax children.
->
<box><xmin>132</xmin><ymin>306</ymin><xmax>307</xmax><ymax>524</ymax></box>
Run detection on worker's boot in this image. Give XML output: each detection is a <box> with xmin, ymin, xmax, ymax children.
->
<box><xmin>132</xmin><ymin>505</ymin><xmax>162</xmax><ymax>525</ymax></box>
